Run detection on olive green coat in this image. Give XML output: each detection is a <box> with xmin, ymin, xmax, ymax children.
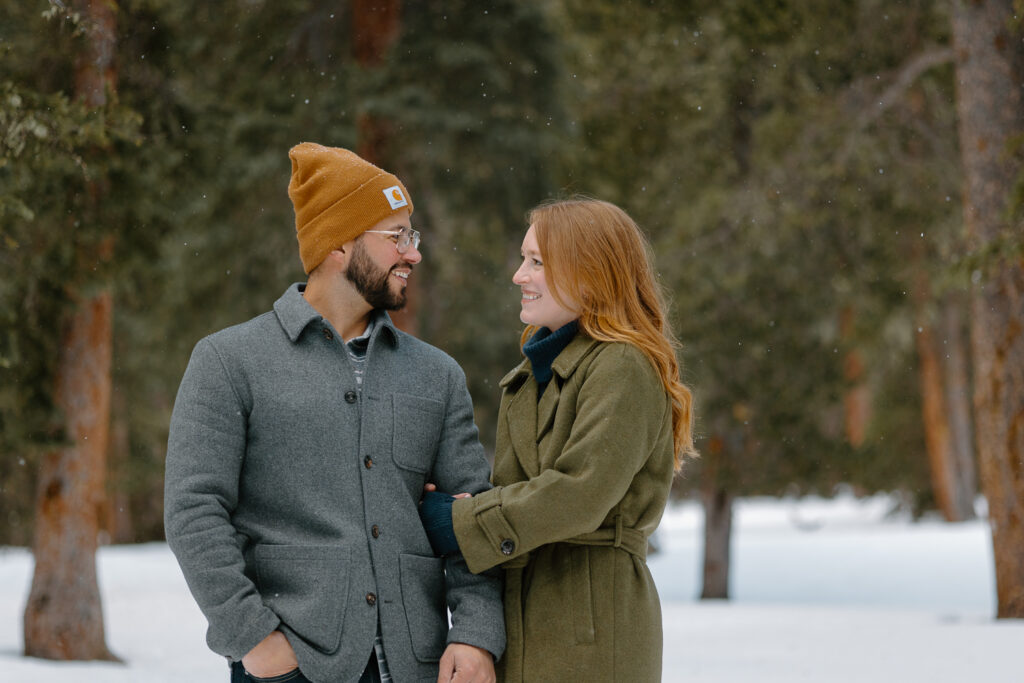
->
<box><xmin>452</xmin><ymin>335</ymin><xmax>676</xmax><ymax>682</ymax></box>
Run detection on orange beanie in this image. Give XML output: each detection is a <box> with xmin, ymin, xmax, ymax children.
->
<box><xmin>288</xmin><ymin>142</ymin><xmax>414</xmax><ymax>273</ymax></box>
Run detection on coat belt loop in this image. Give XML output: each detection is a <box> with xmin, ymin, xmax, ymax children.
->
<box><xmin>613</xmin><ymin>514</ymin><xmax>623</xmax><ymax>548</ymax></box>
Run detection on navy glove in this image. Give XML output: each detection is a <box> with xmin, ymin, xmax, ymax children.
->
<box><xmin>419</xmin><ymin>490</ymin><xmax>461</xmax><ymax>557</ymax></box>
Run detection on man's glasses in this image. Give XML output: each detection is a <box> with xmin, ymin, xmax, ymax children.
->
<box><xmin>365</xmin><ymin>226</ymin><xmax>421</xmax><ymax>254</ymax></box>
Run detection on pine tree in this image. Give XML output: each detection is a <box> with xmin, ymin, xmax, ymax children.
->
<box><xmin>951</xmin><ymin>0</ymin><xmax>1024</xmax><ymax>619</ymax></box>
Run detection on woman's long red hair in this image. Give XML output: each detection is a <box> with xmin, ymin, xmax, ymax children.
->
<box><xmin>521</xmin><ymin>197</ymin><xmax>697</xmax><ymax>471</ymax></box>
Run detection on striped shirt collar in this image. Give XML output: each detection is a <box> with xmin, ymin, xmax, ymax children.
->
<box><xmin>273</xmin><ymin>282</ymin><xmax>400</xmax><ymax>347</ymax></box>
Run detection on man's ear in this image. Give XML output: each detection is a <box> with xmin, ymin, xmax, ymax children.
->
<box><xmin>334</xmin><ymin>237</ymin><xmax>358</xmax><ymax>258</ymax></box>
<box><xmin>310</xmin><ymin>247</ymin><xmax>347</xmax><ymax>279</ymax></box>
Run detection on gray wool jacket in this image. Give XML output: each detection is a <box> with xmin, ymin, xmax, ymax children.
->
<box><xmin>164</xmin><ymin>284</ymin><xmax>505</xmax><ymax>683</ymax></box>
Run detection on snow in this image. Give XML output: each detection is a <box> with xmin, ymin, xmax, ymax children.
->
<box><xmin>1</xmin><ymin>494</ymin><xmax>1019</xmax><ymax>682</ymax></box>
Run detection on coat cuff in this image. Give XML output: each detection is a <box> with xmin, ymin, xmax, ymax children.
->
<box><xmin>452</xmin><ymin>489</ymin><xmax>521</xmax><ymax>574</ymax></box>
<box><xmin>446</xmin><ymin>630</ymin><xmax>506</xmax><ymax>661</ymax></box>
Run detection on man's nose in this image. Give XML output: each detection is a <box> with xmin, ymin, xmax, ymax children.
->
<box><xmin>404</xmin><ymin>243</ymin><xmax>423</xmax><ymax>264</ymax></box>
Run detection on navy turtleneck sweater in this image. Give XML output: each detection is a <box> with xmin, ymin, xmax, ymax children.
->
<box><xmin>522</xmin><ymin>320</ymin><xmax>579</xmax><ymax>398</ymax></box>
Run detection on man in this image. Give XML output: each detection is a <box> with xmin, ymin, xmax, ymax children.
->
<box><xmin>164</xmin><ymin>143</ymin><xmax>504</xmax><ymax>683</ymax></box>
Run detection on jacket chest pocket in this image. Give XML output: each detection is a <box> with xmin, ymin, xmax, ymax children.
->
<box><xmin>390</xmin><ymin>393</ymin><xmax>444</xmax><ymax>474</ymax></box>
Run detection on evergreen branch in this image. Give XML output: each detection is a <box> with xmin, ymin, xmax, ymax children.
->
<box><xmin>836</xmin><ymin>46</ymin><xmax>955</xmax><ymax>163</ymax></box>
<box><xmin>854</xmin><ymin>47</ymin><xmax>955</xmax><ymax>130</ymax></box>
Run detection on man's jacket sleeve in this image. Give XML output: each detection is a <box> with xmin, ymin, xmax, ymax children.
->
<box><xmin>164</xmin><ymin>338</ymin><xmax>280</xmax><ymax>660</ymax></box>
<box><xmin>431</xmin><ymin>361</ymin><xmax>506</xmax><ymax>660</ymax></box>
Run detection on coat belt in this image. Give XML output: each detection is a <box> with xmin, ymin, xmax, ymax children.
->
<box><xmin>503</xmin><ymin>516</ymin><xmax>648</xmax><ymax>569</ymax></box>
<box><xmin>563</xmin><ymin>517</ymin><xmax>648</xmax><ymax>560</ymax></box>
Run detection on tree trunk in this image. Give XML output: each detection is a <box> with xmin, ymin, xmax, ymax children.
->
<box><xmin>942</xmin><ymin>296</ymin><xmax>977</xmax><ymax>519</ymax></box>
<box><xmin>952</xmin><ymin>0</ymin><xmax>1024</xmax><ymax>619</ymax></box>
<box><xmin>23</xmin><ymin>0</ymin><xmax>119</xmax><ymax>658</ymax></box>
<box><xmin>699</xmin><ymin>434</ymin><xmax>734</xmax><ymax>600</ymax></box>
<box><xmin>700</xmin><ymin>483</ymin><xmax>734</xmax><ymax>600</ymax></box>
<box><xmin>840</xmin><ymin>307</ymin><xmax>871</xmax><ymax>448</ymax></box>
<box><xmin>24</xmin><ymin>292</ymin><xmax>117</xmax><ymax>660</ymax></box>
<box><xmin>352</xmin><ymin>0</ymin><xmax>418</xmax><ymax>334</ymax></box>
<box><xmin>106</xmin><ymin>389</ymin><xmax>136</xmax><ymax>544</ymax></box>
<box><xmin>911</xmin><ymin>250</ymin><xmax>972</xmax><ymax>521</ymax></box>
<box><xmin>914</xmin><ymin>301</ymin><xmax>962</xmax><ymax>521</ymax></box>
<box><xmin>352</xmin><ymin>0</ymin><xmax>401</xmax><ymax>67</ymax></box>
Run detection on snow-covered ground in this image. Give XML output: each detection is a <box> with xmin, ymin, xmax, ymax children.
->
<box><xmin>1</xmin><ymin>494</ymin><xmax>1019</xmax><ymax>682</ymax></box>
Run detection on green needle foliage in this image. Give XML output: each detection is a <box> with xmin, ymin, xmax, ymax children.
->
<box><xmin>0</xmin><ymin>0</ymin><xmax>993</xmax><ymax>544</ymax></box>
<box><xmin>1</xmin><ymin>0</ymin><xmax>563</xmax><ymax>542</ymax></box>
<box><xmin>549</xmin><ymin>0</ymin><xmax>960</xmax><ymax>504</ymax></box>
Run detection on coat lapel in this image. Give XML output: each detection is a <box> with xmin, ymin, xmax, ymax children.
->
<box><xmin>500</xmin><ymin>335</ymin><xmax>600</xmax><ymax>478</ymax></box>
<box><xmin>505</xmin><ymin>380</ymin><xmax>541</xmax><ymax>479</ymax></box>
<box><xmin>536</xmin><ymin>378</ymin><xmax>560</xmax><ymax>442</ymax></box>
<box><xmin>500</xmin><ymin>361</ymin><xmax>541</xmax><ymax>479</ymax></box>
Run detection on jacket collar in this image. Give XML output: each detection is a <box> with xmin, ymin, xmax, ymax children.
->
<box><xmin>550</xmin><ymin>333</ymin><xmax>601</xmax><ymax>379</ymax></box>
<box><xmin>499</xmin><ymin>333</ymin><xmax>600</xmax><ymax>389</ymax></box>
<box><xmin>273</xmin><ymin>283</ymin><xmax>400</xmax><ymax>346</ymax></box>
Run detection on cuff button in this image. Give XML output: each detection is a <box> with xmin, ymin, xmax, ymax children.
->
<box><xmin>500</xmin><ymin>539</ymin><xmax>515</xmax><ymax>555</ymax></box>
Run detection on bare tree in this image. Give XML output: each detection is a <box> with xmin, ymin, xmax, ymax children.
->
<box><xmin>951</xmin><ymin>0</ymin><xmax>1024</xmax><ymax>618</ymax></box>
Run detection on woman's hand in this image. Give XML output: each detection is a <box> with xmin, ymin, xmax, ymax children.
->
<box><xmin>419</xmin><ymin>490</ymin><xmax>465</xmax><ymax>556</ymax></box>
<box><xmin>423</xmin><ymin>482</ymin><xmax>472</xmax><ymax>498</ymax></box>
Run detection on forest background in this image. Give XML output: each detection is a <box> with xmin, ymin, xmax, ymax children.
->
<box><xmin>2</xmin><ymin>0</ymin><xmax>1023</xmax><ymax>661</ymax></box>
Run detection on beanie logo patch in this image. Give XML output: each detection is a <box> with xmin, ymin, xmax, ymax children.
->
<box><xmin>383</xmin><ymin>185</ymin><xmax>409</xmax><ymax>210</ymax></box>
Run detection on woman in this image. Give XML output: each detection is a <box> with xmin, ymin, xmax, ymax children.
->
<box><xmin>421</xmin><ymin>197</ymin><xmax>696</xmax><ymax>681</ymax></box>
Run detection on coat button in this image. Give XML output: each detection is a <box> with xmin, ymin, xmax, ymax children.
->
<box><xmin>371</xmin><ymin>525</ymin><xmax>380</xmax><ymax>538</ymax></box>
<box><xmin>363</xmin><ymin>456</ymin><xmax>373</xmax><ymax>469</ymax></box>
<box><xmin>500</xmin><ymin>539</ymin><xmax>515</xmax><ymax>555</ymax></box>
<box><xmin>323</xmin><ymin>328</ymin><xmax>333</xmax><ymax>341</ymax></box>
<box><xmin>345</xmin><ymin>391</ymin><xmax>357</xmax><ymax>403</ymax></box>
<box><xmin>366</xmin><ymin>592</ymin><xmax>377</xmax><ymax>606</ymax></box>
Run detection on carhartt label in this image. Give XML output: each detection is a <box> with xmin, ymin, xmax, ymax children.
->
<box><xmin>383</xmin><ymin>185</ymin><xmax>408</xmax><ymax>210</ymax></box>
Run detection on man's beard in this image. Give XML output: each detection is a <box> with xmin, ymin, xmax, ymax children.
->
<box><xmin>345</xmin><ymin>239</ymin><xmax>408</xmax><ymax>311</ymax></box>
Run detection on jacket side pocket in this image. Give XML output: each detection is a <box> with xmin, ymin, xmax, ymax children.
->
<box><xmin>399</xmin><ymin>553</ymin><xmax>448</xmax><ymax>662</ymax></box>
<box><xmin>570</xmin><ymin>546</ymin><xmax>596</xmax><ymax>644</ymax></box>
<box><xmin>255</xmin><ymin>544</ymin><xmax>350</xmax><ymax>654</ymax></box>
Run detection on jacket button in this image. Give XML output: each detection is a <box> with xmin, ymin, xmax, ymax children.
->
<box><xmin>366</xmin><ymin>592</ymin><xmax>377</xmax><ymax>606</ymax></box>
<box><xmin>345</xmin><ymin>391</ymin><xmax>357</xmax><ymax>403</ymax></box>
<box><xmin>363</xmin><ymin>456</ymin><xmax>373</xmax><ymax>469</ymax></box>
<box><xmin>500</xmin><ymin>539</ymin><xmax>515</xmax><ymax>555</ymax></box>
<box><xmin>323</xmin><ymin>328</ymin><xmax>333</xmax><ymax>341</ymax></box>
<box><xmin>371</xmin><ymin>525</ymin><xmax>380</xmax><ymax>538</ymax></box>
